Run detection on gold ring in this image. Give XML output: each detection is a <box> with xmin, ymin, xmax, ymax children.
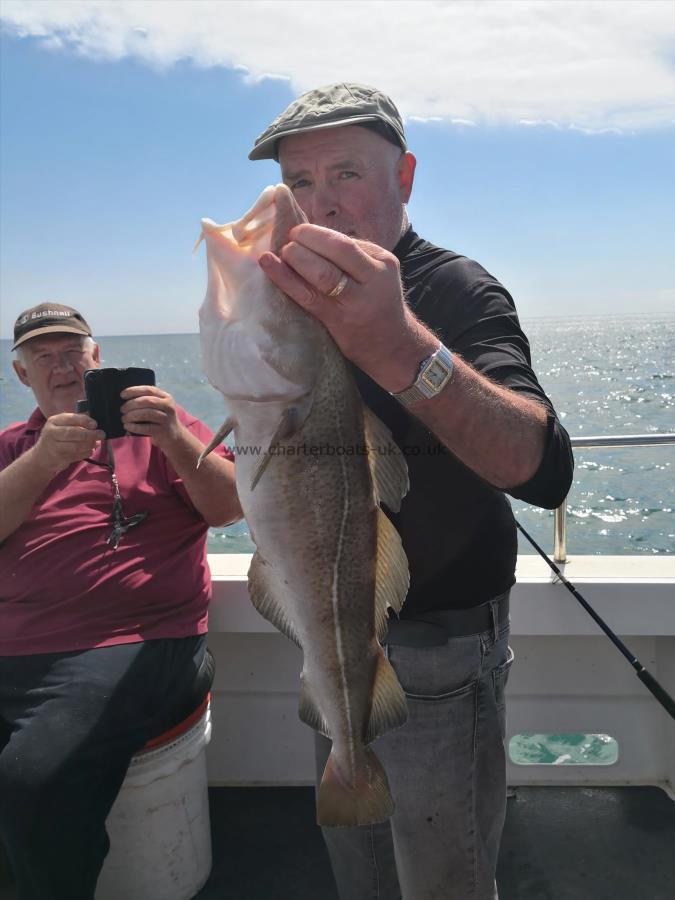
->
<box><xmin>327</xmin><ymin>272</ymin><xmax>349</xmax><ymax>298</ymax></box>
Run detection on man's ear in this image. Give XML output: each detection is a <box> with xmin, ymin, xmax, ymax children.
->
<box><xmin>12</xmin><ymin>359</ymin><xmax>30</xmax><ymax>388</ymax></box>
<box><xmin>398</xmin><ymin>152</ymin><xmax>416</xmax><ymax>204</ymax></box>
<box><xmin>92</xmin><ymin>343</ymin><xmax>101</xmax><ymax>365</ymax></box>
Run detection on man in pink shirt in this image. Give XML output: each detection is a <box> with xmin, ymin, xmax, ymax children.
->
<box><xmin>0</xmin><ymin>303</ymin><xmax>241</xmax><ymax>900</ymax></box>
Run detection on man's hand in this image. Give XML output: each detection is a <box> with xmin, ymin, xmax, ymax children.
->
<box><xmin>121</xmin><ymin>385</ymin><xmax>241</xmax><ymax>526</ymax></box>
<box><xmin>33</xmin><ymin>413</ymin><xmax>104</xmax><ymax>474</ymax></box>
<box><xmin>259</xmin><ymin>224</ymin><xmax>437</xmax><ymax>392</ymax></box>
<box><xmin>120</xmin><ymin>385</ymin><xmax>184</xmax><ymax>450</ymax></box>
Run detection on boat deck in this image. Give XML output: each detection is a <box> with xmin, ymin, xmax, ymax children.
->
<box><xmin>1</xmin><ymin>785</ymin><xmax>673</xmax><ymax>898</ymax></box>
<box><xmin>193</xmin><ymin>784</ymin><xmax>674</xmax><ymax>900</ymax></box>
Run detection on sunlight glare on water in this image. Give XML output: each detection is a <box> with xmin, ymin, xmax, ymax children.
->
<box><xmin>1</xmin><ymin>314</ymin><xmax>673</xmax><ymax>555</ymax></box>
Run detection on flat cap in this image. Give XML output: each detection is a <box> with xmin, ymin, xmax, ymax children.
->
<box><xmin>249</xmin><ymin>82</ymin><xmax>406</xmax><ymax>161</ymax></box>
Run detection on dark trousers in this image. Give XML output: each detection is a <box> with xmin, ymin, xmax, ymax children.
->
<box><xmin>0</xmin><ymin>635</ymin><xmax>211</xmax><ymax>900</ymax></box>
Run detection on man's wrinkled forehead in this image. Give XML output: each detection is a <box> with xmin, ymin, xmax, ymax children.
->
<box><xmin>22</xmin><ymin>333</ymin><xmax>88</xmax><ymax>354</ymax></box>
<box><xmin>279</xmin><ymin>125</ymin><xmax>400</xmax><ymax>172</ymax></box>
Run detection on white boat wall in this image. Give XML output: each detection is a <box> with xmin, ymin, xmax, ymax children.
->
<box><xmin>204</xmin><ymin>552</ymin><xmax>675</xmax><ymax>799</ymax></box>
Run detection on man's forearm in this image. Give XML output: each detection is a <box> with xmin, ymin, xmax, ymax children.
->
<box><xmin>159</xmin><ymin>427</ymin><xmax>242</xmax><ymax>526</ymax></box>
<box><xmin>408</xmin><ymin>355</ymin><xmax>548</xmax><ymax>488</ymax></box>
<box><xmin>366</xmin><ymin>320</ymin><xmax>548</xmax><ymax>490</ymax></box>
<box><xmin>0</xmin><ymin>449</ymin><xmax>58</xmax><ymax>542</ymax></box>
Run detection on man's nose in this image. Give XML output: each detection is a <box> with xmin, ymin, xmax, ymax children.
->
<box><xmin>308</xmin><ymin>184</ymin><xmax>338</xmax><ymax>224</ymax></box>
<box><xmin>52</xmin><ymin>353</ymin><xmax>76</xmax><ymax>371</ymax></box>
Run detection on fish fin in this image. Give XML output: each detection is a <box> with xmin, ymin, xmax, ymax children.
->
<box><xmin>250</xmin><ymin>406</ymin><xmax>300</xmax><ymax>491</ymax></box>
<box><xmin>363</xmin><ymin>406</ymin><xmax>409</xmax><ymax>512</ymax></box>
<box><xmin>271</xmin><ymin>184</ymin><xmax>308</xmax><ymax>253</ymax></box>
<box><xmin>249</xmin><ymin>453</ymin><xmax>272</xmax><ymax>492</ymax></box>
<box><xmin>298</xmin><ymin>673</ymin><xmax>331</xmax><ymax>739</ymax></box>
<box><xmin>247</xmin><ymin>552</ymin><xmax>301</xmax><ymax>647</ymax></box>
<box><xmin>197</xmin><ymin>416</ymin><xmax>235</xmax><ymax>469</ymax></box>
<box><xmin>374</xmin><ymin>509</ymin><xmax>410</xmax><ymax>641</ymax></box>
<box><xmin>365</xmin><ymin>646</ymin><xmax>408</xmax><ymax>745</ymax></box>
<box><xmin>317</xmin><ymin>745</ymin><xmax>394</xmax><ymax>827</ymax></box>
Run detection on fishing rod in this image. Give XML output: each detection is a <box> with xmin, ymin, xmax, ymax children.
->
<box><xmin>515</xmin><ymin>520</ymin><xmax>675</xmax><ymax>722</ymax></box>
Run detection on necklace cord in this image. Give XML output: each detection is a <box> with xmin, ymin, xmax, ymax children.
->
<box><xmin>86</xmin><ymin>442</ymin><xmax>149</xmax><ymax>549</ymax></box>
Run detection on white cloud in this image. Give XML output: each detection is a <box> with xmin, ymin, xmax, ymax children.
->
<box><xmin>2</xmin><ymin>0</ymin><xmax>675</xmax><ymax>131</ymax></box>
<box><xmin>520</xmin><ymin>120</ymin><xmax>563</xmax><ymax>130</ymax></box>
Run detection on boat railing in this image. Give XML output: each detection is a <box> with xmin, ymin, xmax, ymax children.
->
<box><xmin>553</xmin><ymin>433</ymin><xmax>675</xmax><ymax>562</ymax></box>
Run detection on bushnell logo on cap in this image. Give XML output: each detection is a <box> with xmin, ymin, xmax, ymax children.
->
<box><xmin>12</xmin><ymin>303</ymin><xmax>92</xmax><ymax>351</ymax></box>
<box><xmin>249</xmin><ymin>82</ymin><xmax>407</xmax><ymax>161</ymax></box>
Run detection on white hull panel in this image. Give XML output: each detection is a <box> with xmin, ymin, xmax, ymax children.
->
<box><xmin>205</xmin><ymin>555</ymin><xmax>675</xmax><ymax>798</ymax></box>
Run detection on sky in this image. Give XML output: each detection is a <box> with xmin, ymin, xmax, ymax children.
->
<box><xmin>1</xmin><ymin>0</ymin><xmax>674</xmax><ymax>338</ymax></box>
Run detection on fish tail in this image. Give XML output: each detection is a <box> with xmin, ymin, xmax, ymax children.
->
<box><xmin>316</xmin><ymin>745</ymin><xmax>394</xmax><ymax>827</ymax></box>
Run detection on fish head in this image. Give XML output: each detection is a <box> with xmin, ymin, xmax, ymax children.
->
<box><xmin>198</xmin><ymin>184</ymin><xmax>326</xmax><ymax>405</ymax></box>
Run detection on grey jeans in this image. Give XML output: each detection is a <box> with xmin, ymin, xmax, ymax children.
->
<box><xmin>315</xmin><ymin>595</ymin><xmax>513</xmax><ymax>900</ymax></box>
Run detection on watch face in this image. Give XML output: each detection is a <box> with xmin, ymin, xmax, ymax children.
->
<box><xmin>421</xmin><ymin>359</ymin><xmax>452</xmax><ymax>391</ymax></box>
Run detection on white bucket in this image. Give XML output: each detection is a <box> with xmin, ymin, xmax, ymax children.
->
<box><xmin>96</xmin><ymin>701</ymin><xmax>212</xmax><ymax>900</ymax></box>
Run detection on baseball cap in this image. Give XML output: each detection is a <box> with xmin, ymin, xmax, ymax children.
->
<box><xmin>249</xmin><ymin>82</ymin><xmax>407</xmax><ymax>161</ymax></box>
<box><xmin>12</xmin><ymin>303</ymin><xmax>92</xmax><ymax>351</ymax></box>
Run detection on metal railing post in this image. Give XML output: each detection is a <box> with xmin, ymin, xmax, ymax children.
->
<box><xmin>553</xmin><ymin>503</ymin><xmax>567</xmax><ymax>563</ymax></box>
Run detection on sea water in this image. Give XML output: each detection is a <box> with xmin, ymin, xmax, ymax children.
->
<box><xmin>3</xmin><ymin>314</ymin><xmax>672</xmax><ymax>557</ymax></box>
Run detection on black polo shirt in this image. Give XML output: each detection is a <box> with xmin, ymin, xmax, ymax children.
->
<box><xmin>353</xmin><ymin>228</ymin><xmax>574</xmax><ymax>615</ymax></box>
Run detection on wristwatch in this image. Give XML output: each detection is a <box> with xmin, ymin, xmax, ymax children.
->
<box><xmin>391</xmin><ymin>343</ymin><xmax>454</xmax><ymax>407</ymax></box>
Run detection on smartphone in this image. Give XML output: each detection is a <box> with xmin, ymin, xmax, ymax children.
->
<box><xmin>76</xmin><ymin>367</ymin><xmax>156</xmax><ymax>438</ymax></box>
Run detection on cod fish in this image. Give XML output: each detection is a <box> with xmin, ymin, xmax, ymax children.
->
<box><xmin>197</xmin><ymin>184</ymin><xmax>409</xmax><ymax>826</ymax></box>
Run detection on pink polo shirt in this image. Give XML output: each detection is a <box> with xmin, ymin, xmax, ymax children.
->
<box><xmin>0</xmin><ymin>407</ymin><xmax>232</xmax><ymax>656</ymax></box>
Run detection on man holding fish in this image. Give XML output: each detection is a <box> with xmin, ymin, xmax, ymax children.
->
<box><xmin>244</xmin><ymin>83</ymin><xmax>574</xmax><ymax>900</ymax></box>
